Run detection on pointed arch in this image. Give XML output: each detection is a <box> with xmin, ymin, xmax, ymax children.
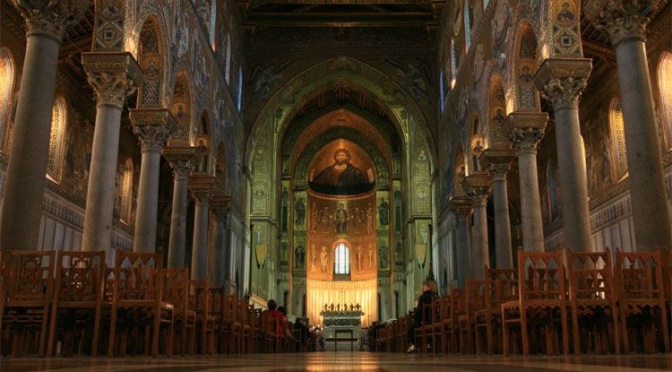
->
<box><xmin>137</xmin><ymin>15</ymin><xmax>167</xmax><ymax>107</ymax></box>
<box><xmin>658</xmin><ymin>51</ymin><xmax>672</xmax><ymax>149</ymax></box>
<box><xmin>47</xmin><ymin>96</ymin><xmax>68</xmax><ymax>183</ymax></box>
<box><xmin>513</xmin><ymin>22</ymin><xmax>539</xmax><ymax>111</ymax></box>
<box><xmin>171</xmin><ymin>70</ymin><xmax>194</xmax><ymax>142</ymax></box>
<box><xmin>334</xmin><ymin>242</ymin><xmax>351</xmax><ymax>275</ymax></box>
<box><xmin>120</xmin><ymin>158</ymin><xmax>134</xmax><ymax>224</ymax></box>
<box><xmin>609</xmin><ymin>98</ymin><xmax>628</xmax><ymax>181</ymax></box>
<box><xmin>0</xmin><ymin>47</ymin><xmax>15</xmax><ymax>152</ymax></box>
<box><xmin>488</xmin><ymin>72</ymin><xmax>507</xmax><ymax>144</ymax></box>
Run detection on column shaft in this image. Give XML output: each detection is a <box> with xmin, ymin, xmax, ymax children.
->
<box><xmin>82</xmin><ymin>106</ymin><xmax>122</xmax><ymax>255</ymax></box>
<box><xmin>554</xmin><ymin>107</ymin><xmax>593</xmax><ymax>251</ymax></box>
<box><xmin>492</xmin><ymin>176</ymin><xmax>513</xmax><ymax>267</ymax></box>
<box><xmin>518</xmin><ymin>151</ymin><xmax>545</xmax><ymax>252</ymax></box>
<box><xmin>191</xmin><ymin>201</ymin><xmax>210</xmax><ymax>280</ymax></box>
<box><xmin>455</xmin><ymin>218</ymin><xmax>470</xmax><ymax>287</ymax></box>
<box><xmin>615</xmin><ymin>41</ymin><xmax>671</xmax><ymax>251</ymax></box>
<box><xmin>471</xmin><ymin>198</ymin><xmax>488</xmax><ymax>279</ymax></box>
<box><xmin>0</xmin><ymin>35</ymin><xmax>60</xmax><ymax>250</ymax></box>
<box><xmin>167</xmin><ymin>174</ymin><xmax>190</xmax><ymax>267</ymax></box>
<box><xmin>207</xmin><ymin>206</ymin><xmax>228</xmax><ymax>286</ymax></box>
<box><xmin>134</xmin><ymin>150</ymin><xmax>162</xmax><ymax>252</ymax></box>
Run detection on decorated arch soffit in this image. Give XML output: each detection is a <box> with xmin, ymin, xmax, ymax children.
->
<box><xmin>505</xmin><ymin>3</ymin><xmax>541</xmax><ymax>113</ymax></box>
<box><xmin>130</xmin><ymin>1</ymin><xmax>173</xmax><ymax>108</ymax></box>
<box><xmin>245</xmin><ymin>57</ymin><xmax>436</xmax><ymax>174</ymax></box>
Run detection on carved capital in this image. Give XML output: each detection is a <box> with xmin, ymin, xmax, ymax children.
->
<box><xmin>210</xmin><ymin>192</ymin><xmax>232</xmax><ymax>221</ymax></box>
<box><xmin>465</xmin><ymin>171</ymin><xmax>492</xmax><ymax>206</ymax></box>
<box><xmin>189</xmin><ymin>174</ymin><xmax>216</xmax><ymax>206</ymax></box>
<box><xmin>449</xmin><ymin>196</ymin><xmax>473</xmax><ymax>222</ymax></box>
<box><xmin>480</xmin><ymin>147</ymin><xmax>515</xmax><ymax>181</ymax></box>
<box><xmin>82</xmin><ymin>52</ymin><xmax>142</xmax><ymax>109</ymax></box>
<box><xmin>129</xmin><ymin>109</ymin><xmax>175</xmax><ymax>153</ymax></box>
<box><xmin>163</xmin><ymin>145</ymin><xmax>197</xmax><ymax>181</ymax></box>
<box><xmin>11</xmin><ymin>0</ymin><xmax>89</xmax><ymax>41</ymax></box>
<box><xmin>584</xmin><ymin>0</ymin><xmax>660</xmax><ymax>46</ymax></box>
<box><xmin>506</xmin><ymin>112</ymin><xmax>548</xmax><ymax>155</ymax></box>
<box><xmin>535</xmin><ymin>58</ymin><xmax>592</xmax><ymax>111</ymax></box>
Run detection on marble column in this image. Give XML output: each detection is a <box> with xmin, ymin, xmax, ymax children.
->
<box><xmin>1</xmin><ymin>1</ymin><xmax>88</xmax><ymax>251</ymax></box>
<box><xmin>465</xmin><ymin>172</ymin><xmax>493</xmax><ymax>279</ymax></box>
<box><xmin>80</xmin><ymin>53</ymin><xmax>141</xmax><ymax>261</ymax></box>
<box><xmin>189</xmin><ymin>174</ymin><xmax>215</xmax><ymax>280</ymax></box>
<box><xmin>585</xmin><ymin>0</ymin><xmax>671</xmax><ymax>252</ymax></box>
<box><xmin>507</xmin><ymin>112</ymin><xmax>548</xmax><ymax>252</ymax></box>
<box><xmin>535</xmin><ymin>58</ymin><xmax>595</xmax><ymax>253</ymax></box>
<box><xmin>208</xmin><ymin>192</ymin><xmax>231</xmax><ymax>287</ymax></box>
<box><xmin>129</xmin><ymin>109</ymin><xmax>174</xmax><ymax>253</ymax></box>
<box><xmin>482</xmin><ymin>148</ymin><xmax>516</xmax><ymax>268</ymax></box>
<box><xmin>163</xmin><ymin>144</ymin><xmax>196</xmax><ymax>268</ymax></box>
<box><xmin>450</xmin><ymin>196</ymin><xmax>472</xmax><ymax>287</ymax></box>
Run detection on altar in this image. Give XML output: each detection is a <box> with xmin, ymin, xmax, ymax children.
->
<box><xmin>320</xmin><ymin>308</ymin><xmax>364</xmax><ymax>340</ymax></box>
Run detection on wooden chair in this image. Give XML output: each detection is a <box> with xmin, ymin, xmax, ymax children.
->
<box><xmin>107</xmin><ymin>251</ymin><xmax>174</xmax><ymax>357</ymax></box>
<box><xmin>614</xmin><ymin>249</ymin><xmax>670</xmax><ymax>353</ymax></box>
<box><xmin>160</xmin><ymin>268</ymin><xmax>193</xmax><ymax>355</ymax></box>
<box><xmin>567</xmin><ymin>247</ymin><xmax>620</xmax><ymax>354</ymax></box>
<box><xmin>436</xmin><ymin>292</ymin><xmax>458</xmax><ymax>354</ymax></box>
<box><xmin>1</xmin><ymin>250</ymin><xmax>55</xmax><ymax>356</ymax></box>
<box><xmin>501</xmin><ymin>249</ymin><xmax>570</xmax><ymax>356</ymax></box>
<box><xmin>459</xmin><ymin>279</ymin><xmax>486</xmax><ymax>354</ymax></box>
<box><xmin>222</xmin><ymin>294</ymin><xmax>240</xmax><ymax>353</ymax></box>
<box><xmin>46</xmin><ymin>250</ymin><xmax>107</xmax><ymax>356</ymax></box>
<box><xmin>189</xmin><ymin>279</ymin><xmax>215</xmax><ymax>355</ymax></box>
<box><xmin>475</xmin><ymin>267</ymin><xmax>518</xmax><ymax>355</ymax></box>
<box><xmin>414</xmin><ymin>299</ymin><xmax>436</xmax><ymax>352</ymax></box>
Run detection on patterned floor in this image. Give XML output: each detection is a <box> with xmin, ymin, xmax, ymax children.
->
<box><xmin>2</xmin><ymin>352</ymin><xmax>672</xmax><ymax>372</ymax></box>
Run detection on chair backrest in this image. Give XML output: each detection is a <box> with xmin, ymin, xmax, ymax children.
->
<box><xmin>113</xmin><ymin>251</ymin><xmax>162</xmax><ymax>302</ymax></box>
<box><xmin>567</xmin><ymin>247</ymin><xmax>615</xmax><ymax>302</ymax></box>
<box><xmin>53</xmin><ymin>250</ymin><xmax>106</xmax><ymax>304</ymax></box>
<box><xmin>188</xmin><ymin>279</ymin><xmax>210</xmax><ymax>314</ymax></box>
<box><xmin>465</xmin><ymin>279</ymin><xmax>486</xmax><ymax>316</ymax></box>
<box><xmin>615</xmin><ymin>248</ymin><xmax>666</xmax><ymax>303</ymax></box>
<box><xmin>516</xmin><ymin>249</ymin><xmax>567</xmax><ymax>302</ymax></box>
<box><xmin>160</xmin><ymin>268</ymin><xmax>189</xmax><ymax>311</ymax></box>
<box><xmin>485</xmin><ymin>266</ymin><xmax>519</xmax><ymax>308</ymax></box>
<box><xmin>4</xmin><ymin>250</ymin><xmax>55</xmax><ymax>306</ymax></box>
<box><xmin>451</xmin><ymin>288</ymin><xmax>467</xmax><ymax>318</ymax></box>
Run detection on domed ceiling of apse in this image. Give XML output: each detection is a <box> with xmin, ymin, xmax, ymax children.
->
<box><xmin>280</xmin><ymin>79</ymin><xmax>402</xmax><ymax>177</ymax></box>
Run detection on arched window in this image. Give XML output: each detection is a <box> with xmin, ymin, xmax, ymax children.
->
<box><xmin>463</xmin><ymin>0</ymin><xmax>472</xmax><ymax>50</ymax></box>
<box><xmin>47</xmin><ymin>96</ymin><xmax>67</xmax><ymax>183</ymax></box>
<box><xmin>439</xmin><ymin>69</ymin><xmax>446</xmax><ymax>113</ymax></box>
<box><xmin>334</xmin><ymin>242</ymin><xmax>350</xmax><ymax>275</ymax></box>
<box><xmin>209</xmin><ymin>0</ymin><xmax>217</xmax><ymax>49</ymax></box>
<box><xmin>120</xmin><ymin>158</ymin><xmax>134</xmax><ymax>224</ymax></box>
<box><xmin>483</xmin><ymin>0</ymin><xmax>490</xmax><ymax>9</ymax></box>
<box><xmin>225</xmin><ymin>34</ymin><xmax>232</xmax><ymax>84</ymax></box>
<box><xmin>237</xmin><ymin>66</ymin><xmax>243</xmax><ymax>112</ymax></box>
<box><xmin>658</xmin><ymin>51</ymin><xmax>672</xmax><ymax>149</ymax></box>
<box><xmin>450</xmin><ymin>39</ymin><xmax>457</xmax><ymax>88</ymax></box>
<box><xmin>0</xmin><ymin>47</ymin><xmax>15</xmax><ymax>151</ymax></box>
<box><xmin>609</xmin><ymin>98</ymin><xmax>628</xmax><ymax>181</ymax></box>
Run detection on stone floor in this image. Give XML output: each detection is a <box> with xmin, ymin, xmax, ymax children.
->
<box><xmin>1</xmin><ymin>352</ymin><xmax>672</xmax><ymax>372</ymax></box>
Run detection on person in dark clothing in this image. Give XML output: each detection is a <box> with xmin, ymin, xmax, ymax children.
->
<box><xmin>406</xmin><ymin>278</ymin><xmax>438</xmax><ymax>353</ymax></box>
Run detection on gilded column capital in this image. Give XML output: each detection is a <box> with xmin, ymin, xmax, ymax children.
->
<box><xmin>506</xmin><ymin>112</ymin><xmax>548</xmax><ymax>155</ymax></box>
<box><xmin>163</xmin><ymin>145</ymin><xmax>196</xmax><ymax>181</ymax></box>
<box><xmin>480</xmin><ymin>147</ymin><xmax>516</xmax><ymax>181</ymax></box>
<box><xmin>465</xmin><ymin>171</ymin><xmax>492</xmax><ymax>207</ymax></box>
<box><xmin>584</xmin><ymin>0</ymin><xmax>661</xmax><ymax>46</ymax></box>
<box><xmin>534</xmin><ymin>58</ymin><xmax>592</xmax><ymax>111</ymax></box>
<box><xmin>449</xmin><ymin>196</ymin><xmax>473</xmax><ymax>222</ymax></box>
<box><xmin>129</xmin><ymin>108</ymin><xmax>175</xmax><ymax>153</ymax></box>
<box><xmin>82</xmin><ymin>52</ymin><xmax>142</xmax><ymax>109</ymax></box>
<box><xmin>189</xmin><ymin>174</ymin><xmax>216</xmax><ymax>206</ymax></box>
<box><xmin>210</xmin><ymin>192</ymin><xmax>232</xmax><ymax>221</ymax></box>
<box><xmin>11</xmin><ymin>0</ymin><xmax>89</xmax><ymax>41</ymax></box>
